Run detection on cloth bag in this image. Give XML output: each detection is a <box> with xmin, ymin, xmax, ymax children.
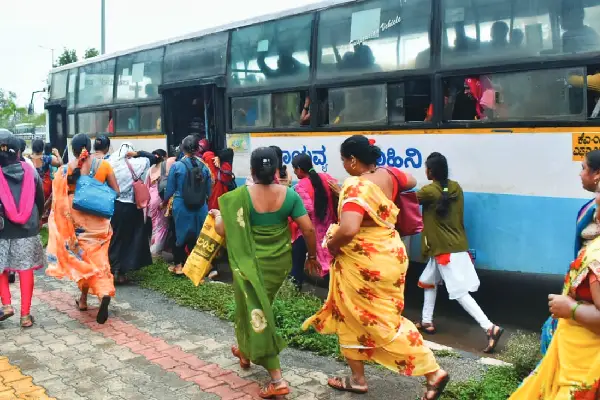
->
<box><xmin>125</xmin><ymin>159</ymin><xmax>150</xmax><ymax>209</ymax></box>
<box><xmin>72</xmin><ymin>159</ymin><xmax>117</xmax><ymax>219</ymax></box>
<box><xmin>183</xmin><ymin>214</ymin><xmax>225</xmax><ymax>286</ymax></box>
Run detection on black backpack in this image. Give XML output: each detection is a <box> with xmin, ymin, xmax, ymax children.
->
<box><xmin>182</xmin><ymin>159</ymin><xmax>208</xmax><ymax>210</ymax></box>
<box><xmin>218</xmin><ymin>169</ymin><xmax>237</xmax><ymax>192</ymax></box>
<box><xmin>158</xmin><ymin>161</ymin><xmax>168</xmax><ymax>200</ymax></box>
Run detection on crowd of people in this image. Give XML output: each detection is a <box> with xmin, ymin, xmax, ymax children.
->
<box><xmin>0</xmin><ymin>130</ymin><xmax>598</xmax><ymax>399</ymax></box>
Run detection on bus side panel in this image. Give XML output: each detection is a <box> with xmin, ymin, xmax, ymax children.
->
<box><xmin>228</xmin><ymin>132</ymin><xmax>585</xmax><ymax>276</ymax></box>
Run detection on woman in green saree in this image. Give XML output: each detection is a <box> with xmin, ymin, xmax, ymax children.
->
<box><xmin>210</xmin><ymin>147</ymin><xmax>320</xmax><ymax>399</ymax></box>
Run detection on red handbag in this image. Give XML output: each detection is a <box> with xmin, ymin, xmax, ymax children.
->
<box><xmin>384</xmin><ymin>167</ymin><xmax>424</xmax><ymax>237</ymax></box>
<box><xmin>125</xmin><ymin>159</ymin><xmax>150</xmax><ymax>209</ymax></box>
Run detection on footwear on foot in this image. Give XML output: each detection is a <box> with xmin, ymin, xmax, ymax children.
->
<box><xmin>0</xmin><ymin>305</ymin><xmax>15</xmax><ymax>322</ymax></box>
<box><xmin>484</xmin><ymin>325</ymin><xmax>504</xmax><ymax>354</ymax></box>
<box><xmin>20</xmin><ymin>315</ymin><xmax>34</xmax><ymax>328</ymax></box>
<box><xmin>231</xmin><ymin>345</ymin><xmax>251</xmax><ymax>369</ymax></box>
<box><xmin>422</xmin><ymin>372</ymin><xmax>449</xmax><ymax>400</ymax></box>
<box><xmin>415</xmin><ymin>322</ymin><xmax>437</xmax><ymax>335</ymax></box>
<box><xmin>75</xmin><ymin>299</ymin><xmax>88</xmax><ymax>311</ymax></box>
<box><xmin>259</xmin><ymin>380</ymin><xmax>290</xmax><ymax>399</ymax></box>
<box><xmin>327</xmin><ymin>376</ymin><xmax>368</xmax><ymax>394</ymax></box>
<box><xmin>96</xmin><ymin>296</ymin><xmax>111</xmax><ymax>324</ymax></box>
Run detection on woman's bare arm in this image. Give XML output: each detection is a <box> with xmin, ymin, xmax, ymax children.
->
<box><xmin>327</xmin><ymin>211</ymin><xmax>363</xmax><ymax>254</ymax></box>
<box><xmin>294</xmin><ymin>214</ymin><xmax>317</xmax><ymax>257</ymax></box>
<box><xmin>106</xmin><ymin>172</ymin><xmax>120</xmax><ymax>195</ymax></box>
<box><xmin>549</xmin><ymin>294</ymin><xmax>600</xmax><ymax>335</ymax></box>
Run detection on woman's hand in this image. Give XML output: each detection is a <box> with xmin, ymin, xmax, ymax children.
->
<box><xmin>549</xmin><ymin>294</ymin><xmax>577</xmax><ymax>319</ymax></box>
<box><xmin>305</xmin><ymin>257</ymin><xmax>321</xmax><ymax>277</ymax></box>
<box><xmin>208</xmin><ymin>209</ymin><xmax>221</xmax><ymax>219</ymax></box>
<box><xmin>52</xmin><ymin>148</ymin><xmax>60</xmax><ymax>158</ymax></box>
<box><xmin>126</xmin><ymin>151</ymin><xmax>138</xmax><ymax>158</ymax></box>
<box><xmin>328</xmin><ymin>180</ymin><xmax>341</xmax><ymax>196</ymax></box>
<box><xmin>213</xmin><ymin>157</ymin><xmax>221</xmax><ymax>169</ymax></box>
<box><xmin>327</xmin><ymin>240</ymin><xmax>340</xmax><ymax>257</ymax></box>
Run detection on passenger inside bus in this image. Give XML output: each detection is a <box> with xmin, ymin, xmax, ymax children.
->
<box><xmin>561</xmin><ymin>1</ymin><xmax>600</xmax><ymax>54</ymax></box>
<box><xmin>257</xmin><ymin>46</ymin><xmax>307</xmax><ymax>78</ymax></box>
<box><xmin>300</xmin><ymin>96</ymin><xmax>310</xmax><ymax>126</ymax></box>
<box><xmin>510</xmin><ymin>29</ymin><xmax>524</xmax><ymax>48</ymax></box>
<box><xmin>490</xmin><ymin>21</ymin><xmax>509</xmax><ymax>49</ymax></box>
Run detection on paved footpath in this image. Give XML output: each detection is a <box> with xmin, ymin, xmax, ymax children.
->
<box><xmin>0</xmin><ymin>274</ymin><xmax>496</xmax><ymax>400</ymax></box>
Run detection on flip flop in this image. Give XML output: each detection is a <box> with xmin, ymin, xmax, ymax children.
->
<box><xmin>0</xmin><ymin>306</ymin><xmax>15</xmax><ymax>322</ymax></box>
<box><xmin>231</xmin><ymin>345</ymin><xmax>251</xmax><ymax>369</ymax></box>
<box><xmin>484</xmin><ymin>325</ymin><xmax>504</xmax><ymax>354</ymax></box>
<box><xmin>422</xmin><ymin>373</ymin><xmax>449</xmax><ymax>400</ymax></box>
<box><xmin>96</xmin><ymin>296</ymin><xmax>111</xmax><ymax>324</ymax></box>
<box><xmin>415</xmin><ymin>322</ymin><xmax>437</xmax><ymax>335</ymax></box>
<box><xmin>75</xmin><ymin>299</ymin><xmax>88</xmax><ymax>311</ymax></box>
<box><xmin>20</xmin><ymin>315</ymin><xmax>34</xmax><ymax>328</ymax></box>
<box><xmin>258</xmin><ymin>381</ymin><xmax>290</xmax><ymax>399</ymax></box>
<box><xmin>327</xmin><ymin>376</ymin><xmax>368</xmax><ymax>394</ymax></box>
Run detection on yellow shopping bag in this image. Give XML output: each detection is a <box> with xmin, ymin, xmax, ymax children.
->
<box><xmin>183</xmin><ymin>214</ymin><xmax>225</xmax><ymax>286</ymax></box>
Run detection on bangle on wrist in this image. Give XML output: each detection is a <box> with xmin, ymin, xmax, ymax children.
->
<box><xmin>571</xmin><ymin>301</ymin><xmax>582</xmax><ymax>320</ymax></box>
<box><xmin>307</xmin><ymin>255</ymin><xmax>317</xmax><ymax>260</ymax></box>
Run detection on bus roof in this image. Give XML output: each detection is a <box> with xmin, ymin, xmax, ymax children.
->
<box><xmin>50</xmin><ymin>0</ymin><xmax>356</xmax><ymax>74</ymax></box>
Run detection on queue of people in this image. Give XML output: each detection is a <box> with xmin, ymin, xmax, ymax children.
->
<box><xmin>2</xmin><ymin>129</ymin><xmax>598</xmax><ymax>399</ymax></box>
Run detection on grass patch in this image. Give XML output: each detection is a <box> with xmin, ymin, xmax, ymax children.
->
<box><xmin>40</xmin><ymin>226</ymin><xmax>48</xmax><ymax>247</ymax></box>
<box><xmin>441</xmin><ymin>330</ymin><xmax>541</xmax><ymax>399</ymax></box>
<box><xmin>433</xmin><ymin>349</ymin><xmax>461</xmax><ymax>359</ymax></box>
<box><xmin>441</xmin><ymin>366</ymin><xmax>520</xmax><ymax>400</ymax></box>
<box><xmin>130</xmin><ymin>261</ymin><xmax>340</xmax><ymax>358</ymax></box>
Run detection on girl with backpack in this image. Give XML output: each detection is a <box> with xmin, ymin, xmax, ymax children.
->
<box><xmin>164</xmin><ymin>136</ymin><xmax>212</xmax><ymax>275</ymax></box>
<box><xmin>145</xmin><ymin>149</ymin><xmax>173</xmax><ymax>257</ymax></box>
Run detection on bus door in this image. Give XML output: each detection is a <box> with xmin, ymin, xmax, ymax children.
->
<box><xmin>162</xmin><ymin>82</ymin><xmax>227</xmax><ymax>155</ymax></box>
<box><xmin>45</xmin><ymin>102</ymin><xmax>68</xmax><ymax>162</ymax></box>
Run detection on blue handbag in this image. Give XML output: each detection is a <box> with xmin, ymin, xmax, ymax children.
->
<box><xmin>72</xmin><ymin>159</ymin><xmax>117</xmax><ymax>219</ymax></box>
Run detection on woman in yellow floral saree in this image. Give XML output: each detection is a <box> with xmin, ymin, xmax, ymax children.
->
<box><xmin>510</xmin><ymin>231</ymin><xmax>600</xmax><ymax>399</ymax></box>
<box><xmin>303</xmin><ymin>136</ymin><xmax>448</xmax><ymax>400</ymax></box>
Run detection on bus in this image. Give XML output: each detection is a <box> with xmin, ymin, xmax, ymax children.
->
<box><xmin>45</xmin><ymin>0</ymin><xmax>600</xmax><ymax>277</ymax></box>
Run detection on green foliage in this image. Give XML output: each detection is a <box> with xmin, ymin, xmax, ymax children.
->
<box><xmin>130</xmin><ymin>262</ymin><xmax>341</xmax><ymax>358</ymax></box>
<box><xmin>40</xmin><ymin>227</ymin><xmax>49</xmax><ymax>248</ymax></box>
<box><xmin>84</xmin><ymin>48</ymin><xmax>100</xmax><ymax>59</ymax></box>
<box><xmin>57</xmin><ymin>48</ymin><xmax>78</xmax><ymax>67</ymax></box>
<box><xmin>433</xmin><ymin>349</ymin><xmax>461</xmax><ymax>359</ymax></box>
<box><xmin>498</xmin><ymin>331</ymin><xmax>542</xmax><ymax>380</ymax></box>
<box><xmin>441</xmin><ymin>366</ymin><xmax>520</xmax><ymax>400</ymax></box>
<box><xmin>0</xmin><ymin>89</ymin><xmax>26</xmax><ymax>129</ymax></box>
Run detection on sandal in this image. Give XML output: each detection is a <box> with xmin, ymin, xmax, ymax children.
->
<box><xmin>20</xmin><ymin>315</ymin><xmax>34</xmax><ymax>328</ymax></box>
<box><xmin>231</xmin><ymin>345</ymin><xmax>251</xmax><ymax>369</ymax></box>
<box><xmin>422</xmin><ymin>372</ymin><xmax>449</xmax><ymax>400</ymax></box>
<box><xmin>259</xmin><ymin>379</ymin><xmax>290</xmax><ymax>399</ymax></box>
<box><xmin>96</xmin><ymin>296</ymin><xmax>111</xmax><ymax>325</ymax></box>
<box><xmin>0</xmin><ymin>305</ymin><xmax>15</xmax><ymax>322</ymax></box>
<box><xmin>327</xmin><ymin>376</ymin><xmax>368</xmax><ymax>394</ymax></box>
<box><xmin>168</xmin><ymin>265</ymin><xmax>185</xmax><ymax>276</ymax></box>
<box><xmin>484</xmin><ymin>325</ymin><xmax>504</xmax><ymax>354</ymax></box>
<box><xmin>415</xmin><ymin>322</ymin><xmax>437</xmax><ymax>335</ymax></box>
<box><xmin>75</xmin><ymin>299</ymin><xmax>88</xmax><ymax>311</ymax></box>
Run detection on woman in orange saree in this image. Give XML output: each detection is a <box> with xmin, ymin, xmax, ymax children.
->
<box><xmin>46</xmin><ymin>134</ymin><xmax>118</xmax><ymax>324</ymax></box>
<box><xmin>303</xmin><ymin>135</ymin><xmax>448</xmax><ymax>400</ymax></box>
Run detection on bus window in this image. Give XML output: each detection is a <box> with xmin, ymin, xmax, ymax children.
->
<box><xmin>231</xmin><ymin>95</ymin><xmax>272</xmax><ymax>129</ymax></box>
<box><xmin>317</xmin><ymin>0</ymin><xmax>431</xmax><ymax>80</ymax></box>
<box><xmin>116</xmin><ymin>48</ymin><xmax>164</xmax><ymax>102</ymax></box>
<box><xmin>273</xmin><ymin>92</ymin><xmax>310</xmax><ymax>128</ymax></box>
<box><xmin>77</xmin><ymin>60</ymin><xmax>116</xmax><ymax>108</ymax></box>
<box><xmin>228</xmin><ymin>14</ymin><xmax>312</xmax><ymax>88</ymax></box>
<box><xmin>443</xmin><ymin>67</ymin><xmax>586</xmax><ymax>122</ymax></box>
<box><xmin>67</xmin><ymin>69</ymin><xmax>77</xmax><ymax>110</ymax></box>
<box><xmin>560</xmin><ymin>0</ymin><xmax>600</xmax><ymax>54</ymax></box>
<box><xmin>164</xmin><ymin>33</ymin><xmax>228</xmax><ymax>83</ymax></box>
<box><xmin>140</xmin><ymin>106</ymin><xmax>162</xmax><ymax>133</ymax></box>
<box><xmin>326</xmin><ymin>84</ymin><xmax>387</xmax><ymax>126</ymax></box>
<box><xmin>68</xmin><ymin>114</ymin><xmax>75</xmax><ymax>138</ymax></box>
<box><xmin>78</xmin><ymin>111</ymin><xmax>111</xmax><ymax>136</ymax></box>
<box><xmin>116</xmin><ymin>108</ymin><xmax>139</xmax><ymax>134</ymax></box>
<box><xmin>50</xmin><ymin>71</ymin><xmax>68</xmax><ymax>100</ymax></box>
<box><xmin>388</xmin><ymin>80</ymin><xmax>431</xmax><ymax>124</ymax></box>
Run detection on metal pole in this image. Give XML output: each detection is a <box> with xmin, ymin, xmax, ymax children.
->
<box><xmin>51</xmin><ymin>48</ymin><xmax>55</xmax><ymax>67</ymax></box>
<box><xmin>101</xmin><ymin>0</ymin><xmax>106</xmax><ymax>54</ymax></box>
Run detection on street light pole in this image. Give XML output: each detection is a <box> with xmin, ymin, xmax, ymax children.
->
<box><xmin>101</xmin><ymin>0</ymin><xmax>106</xmax><ymax>54</ymax></box>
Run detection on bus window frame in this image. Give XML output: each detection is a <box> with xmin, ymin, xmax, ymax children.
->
<box><xmin>115</xmin><ymin>107</ymin><xmax>140</xmax><ymax>135</ymax></box>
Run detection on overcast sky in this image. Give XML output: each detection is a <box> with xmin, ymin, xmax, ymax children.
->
<box><xmin>2</xmin><ymin>0</ymin><xmax>319</xmax><ymax>112</ymax></box>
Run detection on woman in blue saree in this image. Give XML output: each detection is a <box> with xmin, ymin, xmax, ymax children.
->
<box><xmin>540</xmin><ymin>150</ymin><xmax>600</xmax><ymax>354</ymax></box>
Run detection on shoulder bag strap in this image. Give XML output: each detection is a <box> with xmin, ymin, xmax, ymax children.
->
<box><xmin>125</xmin><ymin>159</ymin><xmax>140</xmax><ymax>182</ymax></box>
<box><xmin>160</xmin><ymin>160</ymin><xmax>166</xmax><ymax>179</ymax></box>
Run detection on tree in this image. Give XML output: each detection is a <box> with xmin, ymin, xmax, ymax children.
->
<box><xmin>0</xmin><ymin>89</ymin><xmax>26</xmax><ymax>130</ymax></box>
<box><xmin>84</xmin><ymin>48</ymin><xmax>100</xmax><ymax>59</ymax></box>
<box><xmin>57</xmin><ymin>48</ymin><xmax>78</xmax><ymax>67</ymax></box>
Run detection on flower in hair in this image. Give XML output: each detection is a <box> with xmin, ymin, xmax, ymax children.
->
<box><xmin>368</xmin><ymin>139</ymin><xmax>376</xmax><ymax>145</ymax></box>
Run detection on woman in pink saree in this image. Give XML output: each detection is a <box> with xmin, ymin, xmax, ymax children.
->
<box><xmin>144</xmin><ymin>150</ymin><xmax>174</xmax><ymax>257</ymax></box>
<box><xmin>290</xmin><ymin>153</ymin><xmax>337</xmax><ymax>289</ymax></box>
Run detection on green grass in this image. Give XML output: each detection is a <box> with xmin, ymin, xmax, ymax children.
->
<box><xmin>433</xmin><ymin>349</ymin><xmax>462</xmax><ymax>359</ymax></box>
<box><xmin>130</xmin><ymin>261</ymin><xmax>340</xmax><ymax>358</ymax></box>
<box><xmin>441</xmin><ymin>366</ymin><xmax>521</xmax><ymax>400</ymax></box>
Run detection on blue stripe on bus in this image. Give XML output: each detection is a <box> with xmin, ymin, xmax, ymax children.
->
<box><xmin>408</xmin><ymin>192</ymin><xmax>582</xmax><ymax>275</ymax></box>
<box><xmin>234</xmin><ymin>176</ymin><xmax>579</xmax><ymax>275</ymax></box>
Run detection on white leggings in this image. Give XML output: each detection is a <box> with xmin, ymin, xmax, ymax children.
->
<box><xmin>422</xmin><ymin>286</ymin><xmax>494</xmax><ymax>331</ymax></box>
